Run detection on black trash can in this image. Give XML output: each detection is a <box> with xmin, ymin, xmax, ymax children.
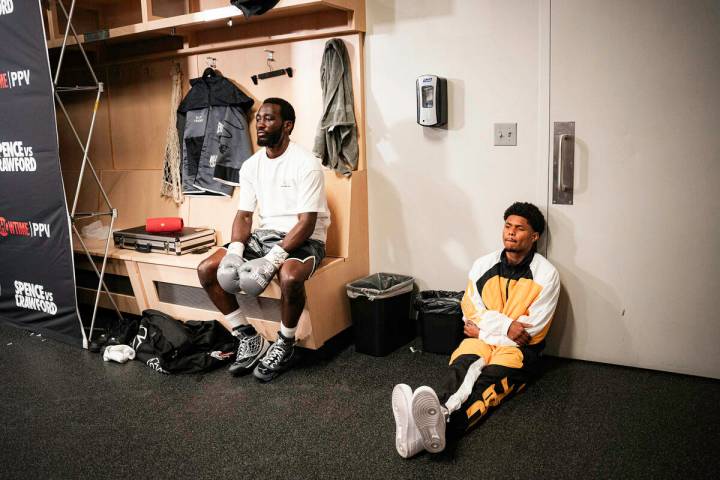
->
<box><xmin>415</xmin><ymin>290</ymin><xmax>465</xmax><ymax>354</ymax></box>
<box><xmin>346</xmin><ymin>273</ymin><xmax>415</xmax><ymax>356</ymax></box>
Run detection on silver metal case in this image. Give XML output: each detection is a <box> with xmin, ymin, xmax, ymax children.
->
<box><xmin>113</xmin><ymin>226</ymin><xmax>216</xmax><ymax>255</ymax></box>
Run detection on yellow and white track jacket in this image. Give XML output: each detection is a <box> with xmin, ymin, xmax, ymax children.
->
<box><xmin>461</xmin><ymin>249</ymin><xmax>560</xmax><ymax>347</ymax></box>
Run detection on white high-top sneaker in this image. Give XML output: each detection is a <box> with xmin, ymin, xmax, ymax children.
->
<box><xmin>411</xmin><ymin>386</ymin><xmax>447</xmax><ymax>454</ymax></box>
<box><xmin>392</xmin><ymin>384</ymin><xmax>425</xmax><ymax>458</ymax></box>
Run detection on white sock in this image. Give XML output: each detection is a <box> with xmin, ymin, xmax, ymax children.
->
<box><xmin>280</xmin><ymin>323</ymin><xmax>297</xmax><ymax>340</ymax></box>
<box><xmin>224</xmin><ymin>308</ymin><xmax>247</xmax><ymax>334</ymax></box>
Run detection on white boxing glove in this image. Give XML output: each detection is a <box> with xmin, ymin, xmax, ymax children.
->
<box><xmin>217</xmin><ymin>242</ymin><xmax>246</xmax><ymax>294</ymax></box>
<box><xmin>237</xmin><ymin>244</ymin><xmax>288</xmax><ymax>296</ymax></box>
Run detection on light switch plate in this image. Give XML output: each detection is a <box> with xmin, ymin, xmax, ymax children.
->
<box><xmin>494</xmin><ymin>123</ymin><xmax>517</xmax><ymax>146</ymax></box>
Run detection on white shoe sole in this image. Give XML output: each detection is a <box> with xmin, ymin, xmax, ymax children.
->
<box><xmin>392</xmin><ymin>384</ymin><xmax>414</xmax><ymax>458</ymax></box>
<box><xmin>411</xmin><ymin>386</ymin><xmax>446</xmax><ymax>454</ymax></box>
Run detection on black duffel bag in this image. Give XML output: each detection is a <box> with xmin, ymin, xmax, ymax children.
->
<box><xmin>131</xmin><ymin>309</ymin><xmax>237</xmax><ymax>374</ymax></box>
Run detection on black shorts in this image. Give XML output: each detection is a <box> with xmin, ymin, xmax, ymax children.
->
<box><xmin>223</xmin><ymin>229</ymin><xmax>326</xmax><ymax>276</ymax></box>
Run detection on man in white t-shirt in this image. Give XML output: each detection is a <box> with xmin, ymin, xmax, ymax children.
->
<box><xmin>197</xmin><ymin>98</ymin><xmax>330</xmax><ymax>382</ymax></box>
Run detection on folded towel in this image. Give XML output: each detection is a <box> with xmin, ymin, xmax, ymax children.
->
<box><xmin>313</xmin><ymin>38</ymin><xmax>359</xmax><ymax>177</ymax></box>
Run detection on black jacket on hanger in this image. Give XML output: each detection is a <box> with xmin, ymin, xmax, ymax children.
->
<box><xmin>176</xmin><ymin>70</ymin><xmax>254</xmax><ymax>196</ymax></box>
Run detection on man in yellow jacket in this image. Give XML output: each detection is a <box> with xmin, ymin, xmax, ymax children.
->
<box><xmin>392</xmin><ymin>202</ymin><xmax>560</xmax><ymax>458</ymax></box>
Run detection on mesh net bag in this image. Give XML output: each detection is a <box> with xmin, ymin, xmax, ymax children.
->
<box><xmin>160</xmin><ymin>63</ymin><xmax>184</xmax><ymax>204</ymax></box>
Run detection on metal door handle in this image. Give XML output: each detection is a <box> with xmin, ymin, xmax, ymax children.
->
<box><xmin>558</xmin><ymin>134</ymin><xmax>570</xmax><ymax>192</ymax></box>
<box><xmin>553</xmin><ymin>121</ymin><xmax>574</xmax><ymax>205</ymax></box>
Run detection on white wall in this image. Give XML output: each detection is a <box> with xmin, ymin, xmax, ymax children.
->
<box><xmin>364</xmin><ymin>1</ymin><xmax>720</xmax><ymax>378</ymax></box>
<box><xmin>365</xmin><ymin>0</ymin><xmax>545</xmax><ymax>290</ymax></box>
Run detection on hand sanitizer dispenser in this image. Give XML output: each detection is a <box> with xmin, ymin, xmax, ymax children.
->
<box><xmin>416</xmin><ymin>75</ymin><xmax>447</xmax><ymax>127</ymax></box>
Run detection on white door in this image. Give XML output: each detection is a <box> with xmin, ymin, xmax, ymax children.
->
<box><xmin>544</xmin><ymin>0</ymin><xmax>720</xmax><ymax>378</ymax></box>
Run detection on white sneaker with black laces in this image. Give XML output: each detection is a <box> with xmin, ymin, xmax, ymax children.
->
<box><xmin>411</xmin><ymin>386</ymin><xmax>447</xmax><ymax>454</ymax></box>
<box><xmin>253</xmin><ymin>332</ymin><xmax>295</xmax><ymax>382</ymax></box>
<box><xmin>392</xmin><ymin>384</ymin><xmax>425</xmax><ymax>458</ymax></box>
<box><xmin>228</xmin><ymin>331</ymin><xmax>270</xmax><ymax>376</ymax></box>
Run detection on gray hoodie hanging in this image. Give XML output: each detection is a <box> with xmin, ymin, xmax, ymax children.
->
<box><xmin>313</xmin><ymin>38</ymin><xmax>359</xmax><ymax>177</ymax></box>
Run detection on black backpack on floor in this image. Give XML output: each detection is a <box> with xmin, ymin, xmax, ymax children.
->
<box><xmin>131</xmin><ymin>309</ymin><xmax>237</xmax><ymax>374</ymax></box>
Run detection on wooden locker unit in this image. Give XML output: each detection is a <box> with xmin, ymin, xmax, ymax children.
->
<box><xmin>73</xmin><ymin>254</ymin><xmax>145</xmax><ymax>316</ymax></box>
<box><xmin>45</xmin><ymin>0</ymin><xmax>365</xmax><ymax>49</ymax></box>
<box><xmin>51</xmin><ymin>0</ymin><xmax>368</xmax><ymax>349</ymax></box>
<box><xmin>100</xmin><ymin>170</ymin><xmax>183</xmax><ymax>230</ymax></box>
<box><xmin>106</xmin><ymin>59</ymin><xmax>191</xmax><ymax>171</ymax></box>
<box><xmin>48</xmin><ymin>1</ymin><xmax>144</xmax><ymax>39</ymax></box>
<box><xmin>55</xmin><ymin>67</ymin><xmax>114</xmax><ymax>172</ymax></box>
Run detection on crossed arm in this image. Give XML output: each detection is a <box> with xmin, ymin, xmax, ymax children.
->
<box><xmin>462</xmin><ymin>268</ymin><xmax>560</xmax><ymax>347</ymax></box>
<box><xmin>464</xmin><ymin>318</ymin><xmax>532</xmax><ymax>346</ymax></box>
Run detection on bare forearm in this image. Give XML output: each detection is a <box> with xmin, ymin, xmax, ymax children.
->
<box><xmin>279</xmin><ymin>212</ymin><xmax>317</xmax><ymax>253</ymax></box>
<box><xmin>231</xmin><ymin>211</ymin><xmax>253</xmax><ymax>244</ymax></box>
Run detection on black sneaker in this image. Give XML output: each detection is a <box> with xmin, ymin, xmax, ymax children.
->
<box><xmin>228</xmin><ymin>329</ymin><xmax>270</xmax><ymax>376</ymax></box>
<box><xmin>253</xmin><ymin>332</ymin><xmax>296</xmax><ymax>382</ymax></box>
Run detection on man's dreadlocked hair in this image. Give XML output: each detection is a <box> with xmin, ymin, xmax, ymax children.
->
<box><xmin>504</xmin><ymin>202</ymin><xmax>546</xmax><ymax>236</ymax></box>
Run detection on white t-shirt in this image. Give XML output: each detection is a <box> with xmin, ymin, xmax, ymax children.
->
<box><xmin>238</xmin><ymin>141</ymin><xmax>331</xmax><ymax>243</ymax></box>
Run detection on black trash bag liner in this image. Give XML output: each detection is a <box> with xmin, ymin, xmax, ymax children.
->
<box><xmin>346</xmin><ymin>273</ymin><xmax>414</xmax><ymax>301</ymax></box>
<box><xmin>414</xmin><ymin>290</ymin><xmax>464</xmax><ymax>315</ymax></box>
<box><xmin>131</xmin><ymin>309</ymin><xmax>237</xmax><ymax>374</ymax></box>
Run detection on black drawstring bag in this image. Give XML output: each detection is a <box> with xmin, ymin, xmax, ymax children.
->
<box><xmin>230</xmin><ymin>0</ymin><xmax>280</xmax><ymax>18</ymax></box>
<box><xmin>131</xmin><ymin>309</ymin><xmax>237</xmax><ymax>374</ymax></box>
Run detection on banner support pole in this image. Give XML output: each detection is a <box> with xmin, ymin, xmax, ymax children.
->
<box><xmin>52</xmin><ymin>0</ymin><xmax>124</xmax><ymax>346</ymax></box>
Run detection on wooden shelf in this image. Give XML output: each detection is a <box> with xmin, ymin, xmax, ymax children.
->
<box><xmin>46</xmin><ymin>0</ymin><xmax>365</xmax><ymax>51</ymax></box>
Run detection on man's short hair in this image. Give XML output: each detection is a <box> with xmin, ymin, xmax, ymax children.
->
<box><xmin>504</xmin><ymin>202</ymin><xmax>546</xmax><ymax>236</ymax></box>
<box><xmin>262</xmin><ymin>97</ymin><xmax>296</xmax><ymax>124</ymax></box>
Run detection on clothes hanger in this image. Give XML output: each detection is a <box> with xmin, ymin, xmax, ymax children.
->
<box><xmin>203</xmin><ymin>57</ymin><xmax>218</xmax><ymax>79</ymax></box>
<box><xmin>251</xmin><ymin>50</ymin><xmax>292</xmax><ymax>85</ymax></box>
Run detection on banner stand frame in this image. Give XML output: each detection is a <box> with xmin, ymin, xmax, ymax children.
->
<box><xmin>53</xmin><ymin>0</ymin><xmax>124</xmax><ymax>348</ymax></box>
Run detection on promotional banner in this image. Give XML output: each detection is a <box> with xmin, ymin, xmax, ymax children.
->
<box><xmin>0</xmin><ymin>1</ymin><xmax>83</xmax><ymax>346</ymax></box>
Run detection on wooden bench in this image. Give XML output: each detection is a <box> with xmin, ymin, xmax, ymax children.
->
<box><xmin>75</xmin><ymin>171</ymin><xmax>368</xmax><ymax>349</ymax></box>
